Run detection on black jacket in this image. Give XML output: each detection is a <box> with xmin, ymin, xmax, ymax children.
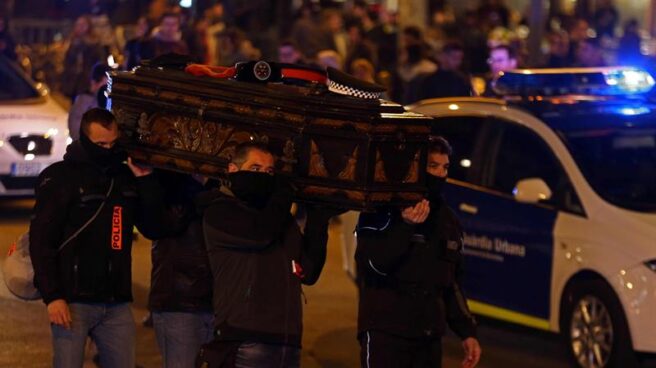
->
<box><xmin>29</xmin><ymin>141</ymin><xmax>156</xmax><ymax>305</ymax></box>
<box><xmin>137</xmin><ymin>172</ymin><xmax>213</xmax><ymax>313</ymax></box>
<box><xmin>355</xmin><ymin>200</ymin><xmax>477</xmax><ymax>340</ymax></box>
<box><xmin>419</xmin><ymin>69</ymin><xmax>473</xmax><ymax>99</ymax></box>
<box><xmin>199</xmin><ymin>183</ymin><xmax>331</xmax><ymax>347</ymax></box>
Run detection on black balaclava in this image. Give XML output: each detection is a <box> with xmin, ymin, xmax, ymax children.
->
<box><xmin>417</xmin><ymin>173</ymin><xmax>447</xmax><ymax>236</ymax></box>
<box><xmin>426</xmin><ymin>173</ymin><xmax>447</xmax><ymax>202</ymax></box>
<box><xmin>228</xmin><ymin>171</ymin><xmax>276</xmax><ymax>209</ymax></box>
<box><xmin>79</xmin><ymin>131</ymin><xmax>126</xmax><ymax>168</ymax></box>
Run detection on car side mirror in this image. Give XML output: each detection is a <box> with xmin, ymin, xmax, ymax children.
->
<box><xmin>513</xmin><ymin>178</ymin><xmax>552</xmax><ymax>203</ymax></box>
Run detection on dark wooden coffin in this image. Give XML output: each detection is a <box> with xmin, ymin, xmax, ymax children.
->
<box><xmin>108</xmin><ymin>65</ymin><xmax>433</xmax><ymax>210</ymax></box>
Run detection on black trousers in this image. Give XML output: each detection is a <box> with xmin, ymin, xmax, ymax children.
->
<box><xmin>359</xmin><ymin>331</ymin><xmax>442</xmax><ymax>368</ymax></box>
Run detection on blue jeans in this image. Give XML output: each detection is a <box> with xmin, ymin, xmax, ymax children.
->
<box><xmin>153</xmin><ymin>311</ymin><xmax>214</xmax><ymax>368</ymax></box>
<box><xmin>234</xmin><ymin>342</ymin><xmax>300</xmax><ymax>368</ymax></box>
<box><xmin>51</xmin><ymin>302</ymin><xmax>135</xmax><ymax>368</ymax></box>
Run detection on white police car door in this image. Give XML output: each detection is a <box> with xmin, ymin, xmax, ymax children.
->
<box><xmin>435</xmin><ymin>116</ymin><xmax>584</xmax><ymax>327</ymax></box>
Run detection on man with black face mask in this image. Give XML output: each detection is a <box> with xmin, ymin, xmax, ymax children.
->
<box><xmin>30</xmin><ymin>108</ymin><xmax>160</xmax><ymax>368</ymax></box>
<box><xmin>196</xmin><ymin>142</ymin><xmax>340</xmax><ymax>368</ymax></box>
<box><xmin>355</xmin><ymin>136</ymin><xmax>482</xmax><ymax>368</ymax></box>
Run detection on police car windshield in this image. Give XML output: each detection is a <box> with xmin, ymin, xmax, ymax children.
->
<box><xmin>0</xmin><ymin>57</ymin><xmax>40</xmax><ymax>101</ymax></box>
<box><xmin>559</xmin><ymin>122</ymin><xmax>656</xmax><ymax>212</ymax></box>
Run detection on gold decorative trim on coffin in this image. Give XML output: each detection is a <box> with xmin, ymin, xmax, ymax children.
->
<box><xmin>309</xmin><ymin>142</ymin><xmax>360</xmax><ymax>181</ymax></box>
<box><xmin>309</xmin><ymin>140</ymin><xmax>329</xmax><ymax>178</ymax></box>
<box><xmin>134</xmin><ymin>112</ymin><xmax>268</xmax><ymax>161</ymax></box>
<box><xmin>337</xmin><ymin>146</ymin><xmax>359</xmax><ymax>181</ymax></box>
<box><xmin>280</xmin><ymin>139</ymin><xmax>296</xmax><ymax>173</ymax></box>
<box><xmin>402</xmin><ymin>150</ymin><xmax>420</xmax><ymax>184</ymax></box>
<box><xmin>374</xmin><ymin>149</ymin><xmax>388</xmax><ymax>182</ymax></box>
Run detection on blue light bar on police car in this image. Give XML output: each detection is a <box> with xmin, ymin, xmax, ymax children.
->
<box><xmin>492</xmin><ymin>67</ymin><xmax>655</xmax><ymax>97</ymax></box>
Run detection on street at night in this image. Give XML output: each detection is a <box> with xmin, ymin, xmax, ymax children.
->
<box><xmin>5</xmin><ymin>0</ymin><xmax>656</xmax><ymax>367</ymax></box>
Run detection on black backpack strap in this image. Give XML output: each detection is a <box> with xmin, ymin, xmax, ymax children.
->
<box><xmin>57</xmin><ymin>178</ymin><xmax>114</xmax><ymax>252</ymax></box>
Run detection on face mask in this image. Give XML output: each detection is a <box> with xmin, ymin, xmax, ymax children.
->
<box><xmin>228</xmin><ymin>171</ymin><xmax>276</xmax><ymax>209</ymax></box>
<box><xmin>426</xmin><ymin>173</ymin><xmax>447</xmax><ymax>200</ymax></box>
<box><xmin>80</xmin><ymin>132</ymin><xmax>125</xmax><ymax>168</ymax></box>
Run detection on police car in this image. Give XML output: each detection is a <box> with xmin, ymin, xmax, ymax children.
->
<box><xmin>405</xmin><ymin>67</ymin><xmax>656</xmax><ymax>367</ymax></box>
<box><xmin>0</xmin><ymin>56</ymin><xmax>70</xmax><ymax>196</ymax></box>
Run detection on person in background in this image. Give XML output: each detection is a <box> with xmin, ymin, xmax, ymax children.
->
<box><xmin>350</xmin><ymin>58</ymin><xmax>377</xmax><ymax>84</ymax></box>
<box><xmin>186</xmin><ymin>17</ymin><xmax>210</xmax><ymax>63</ymax></box>
<box><xmin>215</xmin><ymin>27</ymin><xmax>261</xmax><ymax>66</ymax></box>
<box><xmin>278</xmin><ymin>39</ymin><xmax>305</xmax><ymax>65</ymax></box>
<box><xmin>68</xmin><ymin>62</ymin><xmax>112</xmax><ymax>141</ymax></box>
<box><xmin>123</xmin><ymin>16</ymin><xmax>150</xmax><ymax>70</ymax></box>
<box><xmin>593</xmin><ymin>0</ymin><xmax>619</xmax><ymax>39</ymax></box>
<box><xmin>289</xmin><ymin>2</ymin><xmax>324</xmax><ymax>63</ymax></box>
<box><xmin>316</xmin><ymin>49</ymin><xmax>343</xmax><ymax>71</ymax></box>
<box><xmin>544</xmin><ymin>30</ymin><xmax>571</xmax><ymax>68</ymax></box>
<box><xmin>319</xmin><ymin>9</ymin><xmax>349</xmax><ymax>61</ymax></box>
<box><xmin>366</xmin><ymin>6</ymin><xmax>398</xmax><ymax>74</ymax></box>
<box><xmin>139</xmin><ymin>12</ymin><xmax>189</xmax><ymax>61</ymax></box>
<box><xmin>575</xmin><ymin>38</ymin><xmax>605</xmax><ymax>67</ymax></box>
<box><xmin>395</xmin><ymin>42</ymin><xmax>437</xmax><ymax>104</ymax></box>
<box><xmin>344</xmin><ymin>22</ymin><xmax>377</xmax><ymax>75</ymax></box>
<box><xmin>483</xmin><ymin>44</ymin><xmax>517</xmax><ymax>96</ymax></box>
<box><xmin>617</xmin><ymin>19</ymin><xmax>642</xmax><ymax>65</ymax></box>
<box><xmin>88</xmin><ymin>0</ymin><xmax>119</xmax><ymax>57</ymax></box>
<box><xmin>419</xmin><ymin>42</ymin><xmax>472</xmax><ymax>99</ymax></box>
<box><xmin>565</xmin><ymin>18</ymin><xmax>590</xmax><ymax>64</ymax></box>
<box><xmin>205</xmin><ymin>2</ymin><xmax>226</xmax><ymax>65</ymax></box>
<box><xmin>487</xmin><ymin>44</ymin><xmax>517</xmax><ymax>75</ymax></box>
<box><xmin>425</xmin><ymin>7</ymin><xmax>459</xmax><ymax>54</ymax></box>
<box><xmin>478</xmin><ymin>0</ymin><xmax>511</xmax><ymax>30</ymax></box>
<box><xmin>61</xmin><ymin>15</ymin><xmax>105</xmax><ymax>100</ymax></box>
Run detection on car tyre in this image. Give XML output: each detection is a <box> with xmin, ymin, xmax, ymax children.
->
<box><xmin>561</xmin><ymin>279</ymin><xmax>638</xmax><ymax>368</ymax></box>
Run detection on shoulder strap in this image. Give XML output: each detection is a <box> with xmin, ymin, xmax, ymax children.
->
<box><xmin>57</xmin><ymin>178</ymin><xmax>114</xmax><ymax>252</ymax></box>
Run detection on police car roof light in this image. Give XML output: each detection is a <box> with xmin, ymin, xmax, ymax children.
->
<box><xmin>492</xmin><ymin>67</ymin><xmax>655</xmax><ymax>97</ymax></box>
<box><xmin>603</xmin><ymin>69</ymin><xmax>655</xmax><ymax>94</ymax></box>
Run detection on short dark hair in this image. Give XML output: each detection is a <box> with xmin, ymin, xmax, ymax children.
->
<box><xmin>81</xmin><ymin>108</ymin><xmax>116</xmax><ymax>136</ymax></box>
<box><xmin>90</xmin><ymin>62</ymin><xmax>111</xmax><ymax>83</ymax></box>
<box><xmin>231</xmin><ymin>141</ymin><xmax>273</xmax><ymax>168</ymax></box>
<box><xmin>490</xmin><ymin>44</ymin><xmax>517</xmax><ymax>60</ymax></box>
<box><xmin>428</xmin><ymin>136</ymin><xmax>452</xmax><ymax>156</ymax></box>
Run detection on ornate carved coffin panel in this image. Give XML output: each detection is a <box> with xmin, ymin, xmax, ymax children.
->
<box><xmin>108</xmin><ymin>66</ymin><xmax>433</xmax><ymax>210</ymax></box>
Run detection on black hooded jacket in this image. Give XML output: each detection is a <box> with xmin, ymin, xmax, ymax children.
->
<box><xmin>355</xmin><ymin>199</ymin><xmax>477</xmax><ymax>340</ymax></box>
<box><xmin>137</xmin><ymin>171</ymin><xmax>213</xmax><ymax>313</ymax></box>
<box><xmin>198</xmin><ymin>181</ymin><xmax>332</xmax><ymax>347</ymax></box>
<box><xmin>29</xmin><ymin>141</ymin><xmax>158</xmax><ymax>305</ymax></box>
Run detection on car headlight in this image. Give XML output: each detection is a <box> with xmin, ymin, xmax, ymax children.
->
<box><xmin>644</xmin><ymin>259</ymin><xmax>656</xmax><ymax>272</ymax></box>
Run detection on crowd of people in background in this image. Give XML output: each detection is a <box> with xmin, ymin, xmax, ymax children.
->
<box><xmin>1</xmin><ymin>0</ymin><xmax>651</xmax><ymax>367</ymax></box>
<box><xmin>1</xmin><ymin>0</ymin><xmax>652</xmax><ymax>105</ymax></box>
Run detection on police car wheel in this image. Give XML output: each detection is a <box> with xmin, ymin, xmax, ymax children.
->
<box><xmin>561</xmin><ymin>279</ymin><xmax>637</xmax><ymax>368</ymax></box>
